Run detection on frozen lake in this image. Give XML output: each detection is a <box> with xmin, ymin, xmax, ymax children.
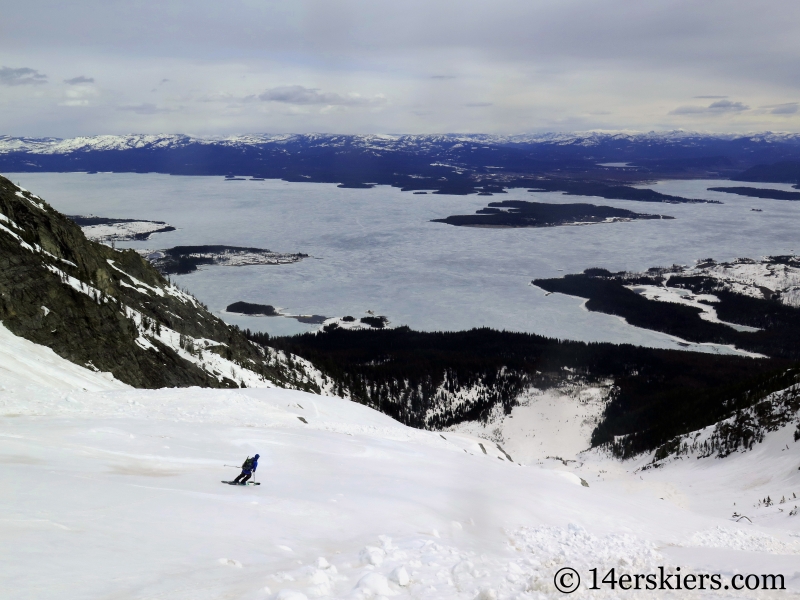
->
<box><xmin>7</xmin><ymin>172</ymin><xmax>800</xmax><ymax>352</ymax></box>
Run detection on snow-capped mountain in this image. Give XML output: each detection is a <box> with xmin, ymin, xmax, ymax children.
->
<box><xmin>3</xmin><ymin>131</ymin><xmax>800</xmax><ymax>155</ymax></box>
<box><xmin>3</xmin><ymin>131</ymin><xmax>800</xmax><ymax>192</ymax></box>
<box><xmin>0</xmin><ymin>131</ymin><xmax>800</xmax><ymax>185</ymax></box>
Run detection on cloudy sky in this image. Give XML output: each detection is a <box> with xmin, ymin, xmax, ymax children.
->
<box><xmin>2</xmin><ymin>0</ymin><xmax>799</xmax><ymax>137</ymax></box>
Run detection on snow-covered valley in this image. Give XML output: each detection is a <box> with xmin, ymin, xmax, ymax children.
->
<box><xmin>2</xmin><ymin>325</ymin><xmax>799</xmax><ymax>599</ymax></box>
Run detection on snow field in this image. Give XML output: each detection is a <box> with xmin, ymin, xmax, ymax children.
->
<box><xmin>3</xmin><ymin>373</ymin><xmax>800</xmax><ymax>598</ymax></box>
<box><xmin>2</xmin><ymin>296</ymin><xmax>800</xmax><ymax>598</ymax></box>
<box><xmin>590</xmin><ymin>420</ymin><xmax>800</xmax><ymax>531</ymax></box>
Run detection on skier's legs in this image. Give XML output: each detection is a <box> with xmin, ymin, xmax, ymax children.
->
<box><xmin>233</xmin><ymin>471</ymin><xmax>246</xmax><ymax>483</ymax></box>
<box><xmin>240</xmin><ymin>473</ymin><xmax>251</xmax><ymax>484</ymax></box>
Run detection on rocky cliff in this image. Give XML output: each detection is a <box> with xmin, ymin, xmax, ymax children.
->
<box><xmin>0</xmin><ymin>174</ymin><xmax>321</xmax><ymax>391</ymax></box>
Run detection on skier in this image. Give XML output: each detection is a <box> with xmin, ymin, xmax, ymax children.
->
<box><xmin>231</xmin><ymin>454</ymin><xmax>259</xmax><ymax>485</ymax></box>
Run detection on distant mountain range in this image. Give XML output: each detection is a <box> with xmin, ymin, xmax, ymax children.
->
<box><xmin>4</xmin><ymin>130</ymin><xmax>800</xmax><ymax>155</ymax></box>
<box><xmin>3</xmin><ymin>131</ymin><xmax>800</xmax><ymax>191</ymax></box>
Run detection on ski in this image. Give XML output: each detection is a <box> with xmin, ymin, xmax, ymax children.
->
<box><xmin>221</xmin><ymin>481</ymin><xmax>261</xmax><ymax>485</ymax></box>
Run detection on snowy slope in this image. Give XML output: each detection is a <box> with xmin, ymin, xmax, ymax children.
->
<box><xmin>576</xmin><ymin>419</ymin><xmax>800</xmax><ymax>537</ymax></box>
<box><xmin>2</xmin><ymin>334</ymin><xmax>800</xmax><ymax>599</ymax></box>
<box><xmin>0</xmin><ymin>322</ymin><xmax>128</xmax><ymax>393</ymax></box>
<box><xmin>446</xmin><ymin>381</ymin><xmax>612</xmax><ymax>464</ymax></box>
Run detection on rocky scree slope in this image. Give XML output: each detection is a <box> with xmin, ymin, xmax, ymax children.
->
<box><xmin>0</xmin><ymin>175</ymin><xmax>319</xmax><ymax>390</ymax></box>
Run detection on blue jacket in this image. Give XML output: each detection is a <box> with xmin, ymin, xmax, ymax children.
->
<box><xmin>243</xmin><ymin>454</ymin><xmax>259</xmax><ymax>474</ymax></box>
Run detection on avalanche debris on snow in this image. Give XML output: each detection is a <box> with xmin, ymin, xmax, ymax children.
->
<box><xmin>684</xmin><ymin>526</ymin><xmax>800</xmax><ymax>554</ymax></box>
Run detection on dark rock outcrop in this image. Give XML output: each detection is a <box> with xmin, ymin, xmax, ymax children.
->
<box><xmin>0</xmin><ymin>175</ymin><xmax>315</xmax><ymax>390</ymax></box>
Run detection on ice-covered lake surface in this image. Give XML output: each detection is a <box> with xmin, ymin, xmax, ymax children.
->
<box><xmin>6</xmin><ymin>173</ymin><xmax>800</xmax><ymax>351</ymax></box>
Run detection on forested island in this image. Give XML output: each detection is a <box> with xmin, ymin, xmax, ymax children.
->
<box><xmin>707</xmin><ymin>186</ymin><xmax>800</xmax><ymax>200</ymax></box>
<box><xmin>532</xmin><ymin>256</ymin><xmax>800</xmax><ymax>361</ymax></box>
<box><xmin>225</xmin><ymin>301</ymin><xmax>278</xmax><ymax>316</ymax></box>
<box><xmin>142</xmin><ymin>245</ymin><xmax>308</xmax><ymax>274</ymax></box>
<box><xmin>432</xmin><ymin>200</ymin><xmax>673</xmax><ymax>228</ymax></box>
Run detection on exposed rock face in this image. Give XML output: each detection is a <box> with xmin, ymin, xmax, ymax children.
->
<box><xmin>0</xmin><ymin>175</ymin><xmax>316</xmax><ymax>390</ymax></box>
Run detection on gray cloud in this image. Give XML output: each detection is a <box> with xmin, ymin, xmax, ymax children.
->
<box><xmin>670</xmin><ymin>99</ymin><xmax>749</xmax><ymax>115</ymax></box>
<box><xmin>763</xmin><ymin>102</ymin><xmax>798</xmax><ymax>115</ymax></box>
<box><xmin>707</xmin><ymin>100</ymin><xmax>749</xmax><ymax>112</ymax></box>
<box><xmin>464</xmin><ymin>102</ymin><xmax>493</xmax><ymax>107</ymax></box>
<box><xmin>0</xmin><ymin>66</ymin><xmax>47</xmax><ymax>86</ymax></box>
<box><xmin>259</xmin><ymin>85</ymin><xmax>385</xmax><ymax>106</ymax></box>
<box><xmin>431</xmin><ymin>75</ymin><xmax>456</xmax><ymax>80</ymax></box>
<box><xmin>693</xmin><ymin>95</ymin><xmax>728</xmax><ymax>99</ymax></box>
<box><xmin>64</xmin><ymin>75</ymin><xmax>94</xmax><ymax>85</ymax></box>
<box><xmin>117</xmin><ymin>103</ymin><xmax>173</xmax><ymax>114</ymax></box>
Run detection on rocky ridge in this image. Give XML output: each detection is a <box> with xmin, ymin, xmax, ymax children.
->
<box><xmin>0</xmin><ymin>175</ymin><xmax>327</xmax><ymax>391</ymax></box>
